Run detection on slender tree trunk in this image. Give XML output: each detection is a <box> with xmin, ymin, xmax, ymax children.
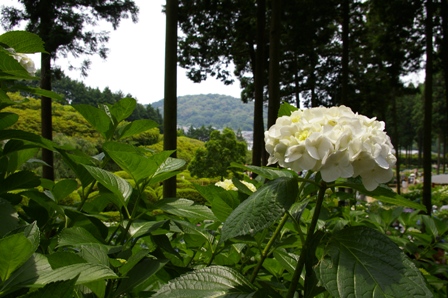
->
<box><xmin>341</xmin><ymin>0</ymin><xmax>349</xmax><ymax>105</ymax></box>
<box><xmin>252</xmin><ymin>0</ymin><xmax>266</xmax><ymax>168</ymax></box>
<box><xmin>423</xmin><ymin>0</ymin><xmax>433</xmax><ymax>215</ymax></box>
<box><xmin>392</xmin><ymin>95</ymin><xmax>401</xmax><ymax>194</ymax></box>
<box><xmin>294</xmin><ymin>54</ymin><xmax>300</xmax><ymax>109</ymax></box>
<box><xmin>267</xmin><ymin>0</ymin><xmax>281</xmax><ymax>128</ymax></box>
<box><xmin>41</xmin><ymin>52</ymin><xmax>54</xmax><ymax>181</ymax></box>
<box><xmin>441</xmin><ymin>0</ymin><xmax>448</xmax><ymax>174</ymax></box>
<box><xmin>163</xmin><ymin>0</ymin><xmax>178</xmax><ymax>198</ymax></box>
<box><xmin>437</xmin><ymin>134</ymin><xmax>441</xmax><ymax>174</ymax></box>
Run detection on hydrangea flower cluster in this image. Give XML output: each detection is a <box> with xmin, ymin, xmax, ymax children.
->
<box><xmin>264</xmin><ymin>106</ymin><xmax>396</xmax><ymax>191</ymax></box>
<box><xmin>215</xmin><ymin>179</ymin><xmax>257</xmax><ymax>192</ymax></box>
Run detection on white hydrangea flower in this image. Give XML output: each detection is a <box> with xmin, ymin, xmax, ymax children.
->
<box><xmin>7</xmin><ymin>48</ymin><xmax>36</xmax><ymax>75</ymax></box>
<box><xmin>265</xmin><ymin>105</ymin><xmax>396</xmax><ymax>191</ymax></box>
<box><xmin>215</xmin><ymin>179</ymin><xmax>256</xmax><ymax>192</ymax></box>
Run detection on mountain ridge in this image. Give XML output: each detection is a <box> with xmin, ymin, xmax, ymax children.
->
<box><xmin>151</xmin><ymin>94</ymin><xmax>266</xmax><ymax>131</ymax></box>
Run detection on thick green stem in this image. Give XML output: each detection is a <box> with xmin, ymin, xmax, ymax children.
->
<box><xmin>250</xmin><ymin>212</ymin><xmax>289</xmax><ymax>283</ymax></box>
<box><xmin>286</xmin><ymin>181</ymin><xmax>327</xmax><ymax>298</ymax></box>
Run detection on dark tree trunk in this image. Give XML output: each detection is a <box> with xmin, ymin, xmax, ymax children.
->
<box><xmin>423</xmin><ymin>0</ymin><xmax>433</xmax><ymax>215</ymax></box>
<box><xmin>392</xmin><ymin>95</ymin><xmax>401</xmax><ymax>194</ymax></box>
<box><xmin>252</xmin><ymin>0</ymin><xmax>266</xmax><ymax>168</ymax></box>
<box><xmin>163</xmin><ymin>0</ymin><xmax>178</xmax><ymax>198</ymax></box>
<box><xmin>41</xmin><ymin>52</ymin><xmax>54</xmax><ymax>181</ymax></box>
<box><xmin>341</xmin><ymin>0</ymin><xmax>349</xmax><ymax>105</ymax></box>
<box><xmin>442</xmin><ymin>0</ymin><xmax>448</xmax><ymax>175</ymax></box>
<box><xmin>267</xmin><ymin>0</ymin><xmax>281</xmax><ymax>128</ymax></box>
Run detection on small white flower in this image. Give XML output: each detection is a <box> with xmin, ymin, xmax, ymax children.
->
<box><xmin>215</xmin><ymin>179</ymin><xmax>256</xmax><ymax>192</ymax></box>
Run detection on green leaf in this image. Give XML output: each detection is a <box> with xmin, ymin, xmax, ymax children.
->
<box><xmin>0</xmin><ymin>170</ymin><xmax>40</xmax><ymax>193</ymax></box>
<box><xmin>72</xmin><ymin>104</ymin><xmax>113</xmax><ymax>139</ymax></box>
<box><xmin>0</xmin><ymin>198</ymin><xmax>20</xmax><ymax>237</ymax></box>
<box><xmin>57</xmin><ymin>227</ymin><xmax>103</xmax><ymax>248</ymax></box>
<box><xmin>130</xmin><ymin>220</ymin><xmax>169</xmax><ymax>240</ymax></box>
<box><xmin>15</xmin><ymin>85</ymin><xmax>64</xmax><ymax>102</ymax></box>
<box><xmin>51</xmin><ymin>179</ymin><xmax>78</xmax><ymax>202</ymax></box>
<box><xmin>0</xmin><ymin>31</ymin><xmax>46</xmax><ymax>53</ymax></box>
<box><xmin>153</xmin><ymin>265</ymin><xmax>257</xmax><ymax>297</ymax></box>
<box><xmin>155</xmin><ymin>198</ymin><xmax>218</xmax><ymax>221</ymax></box>
<box><xmin>221</xmin><ymin>177</ymin><xmax>299</xmax><ymax>242</ymax></box>
<box><xmin>230</xmin><ymin>163</ymin><xmax>296</xmax><ymax>180</ymax></box>
<box><xmin>0</xmin><ymin>130</ymin><xmax>54</xmax><ymax>150</ymax></box>
<box><xmin>278</xmin><ymin>102</ymin><xmax>298</xmax><ymax>117</ymax></box>
<box><xmin>316</xmin><ymin>226</ymin><xmax>433</xmax><ymax>297</ymax></box>
<box><xmin>82</xmin><ymin>165</ymin><xmax>132</xmax><ymax>204</ymax></box>
<box><xmin>0</xmin><ymin>50</ymin><xmax>34</xmax><ymax>79</ymax></box>
<box><xmin>195</xmin><ymin>184</ymin><xmax>240</xmax><ymax>222</ymax></box>
<box><xmin>115</xmin><ymin>258</ymin><xmax>168</xmax><ymax>296</ymax></box>
<box><xmin>79</xmin><ymin>244</ymin><xmax>109</xmax><ymax>266</ymax></box>
<box><xmin>0</xmin><ymin>112</ymin><xmax>18</xmax><ymax>130</ymax></box>
<box><xmin>34</xmin><ymin>263</ymin><xmax>117</xmax><ymax>285</ymax></box>
<box><xmin>21</xmin><ymin>277</ymin><xmax>78</xmax><ymax>298</ymax></box>
<box><xmin>118</xmin><ymin>119</ymin><xmax>158</xmax><ymax>139</ymax></box>
<box><xmin>0</xmin><ymin>233</ymin><xmax>35</xmax><ymax>281</ymax></box>
<box><xmin>273</xmin><ymin>248</ymin><xmax>299</xmax><ymax>275</ymax></box>
<box><xmin>338</xmin><ymin>181</ymin><xmax>425</xmax><ymax>211</ymax></box>
<box><xmin>103</xmin><ymin>142</ymin><xmax>156</xmax><ymax>183</ymax></box>
<box><xmin>109</xmin><ymin>97</ymin><xmax>136</xmax><ymax>123</ymax></box>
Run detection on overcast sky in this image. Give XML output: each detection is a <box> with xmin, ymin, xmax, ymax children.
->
<box><xmin>1</xmin><ymin>0</ymin><xmax>242</xmax><ymax>105</ymax></box>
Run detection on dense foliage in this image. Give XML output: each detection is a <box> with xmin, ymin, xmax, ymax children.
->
<box><xmin>1</xmin><ymin>30</ymin><xmax>447</xmax><ymax>298</ymax></box>
<box><xmin>188</xmin><ymin>128</ymin><xmax>247</xmax><ymax>180</ymax></box>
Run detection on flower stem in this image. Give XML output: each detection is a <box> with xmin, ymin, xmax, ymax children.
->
<box><xmin>286</xmin><ymin>181</ymin><xmax>327</xmax><ymax>298</ymax></box>
<box><xmin>250</xmin><ymin>212</ymin><xmax>289</xmax><ymax>283</ymax></box>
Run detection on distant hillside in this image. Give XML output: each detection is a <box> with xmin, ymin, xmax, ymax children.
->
<box><xmin>151</xmin><ymin>94</ymin><xmax>265</xmax><ymax>131</ymax></box>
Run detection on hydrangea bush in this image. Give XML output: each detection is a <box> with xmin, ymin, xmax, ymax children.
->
<box><xmin>265</xmin><ymin>105</ymin><xmax>396</xmax><ymax>190</ymax></box>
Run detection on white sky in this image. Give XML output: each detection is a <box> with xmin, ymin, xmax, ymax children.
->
<box><xmin>1</xmin><ymin>0</ymin><xmax>242</xmax><ymax>104</ymax></box>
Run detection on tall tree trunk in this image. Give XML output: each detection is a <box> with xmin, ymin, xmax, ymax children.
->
<box><xmin>341</xmin><ymin>0</ymin><xmax>349</xmax><ymax>105</ymax></box>
<box><xmin>441</xmin><ymin>0</ymin><xmax>448</xmax><ymax>175</ymax></box>
<box><xmin>252</xmin><ymin>0</ymin><xmax>266</xmax><ymax>168</ymax></box>
<box><xmin>41</xmin><ymin>52</ymin><xmax>54</xmax><ymax>181</ymax></box>
<box><xmin>423</xmin><ymin>0</ymin><xmax>433</xmax><ymax>215</ymax></box>
<box><xmin>267</xmin><ymin>0</ymin><xmax>281</xmax><ymax>128</ymax></box>
<box><xmin>437</xmin><ymin>134</ymin><xmax>441</xmax><ymax>174</ymax></box>
<box><xmin>392</xmin><ymin>95</ymin><xmax>401</xmax><ymax>194</ymax></box>
<box><xmin>163</xmin><ymin>0</ymin><xmax>178</xmax><ymax>198</ymax></box>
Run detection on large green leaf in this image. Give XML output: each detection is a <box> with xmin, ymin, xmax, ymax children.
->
<box><xmin>15</xmin><ymin>85</ymin><xmax>64</xmax><ymax>102</ymax></box>
<box><xmin>103</xmin><ymin>142</ymin><xmax>156</xmax><ymax>183</ymax></box>
<box><xmin>117</xmin><ymin>119</ymin><xmax>158</xmax><ymax>140</ymax></box>
<box><xmin>34</xmin><ymin>263</ymin><xmax>117</xmax><ymax>285</ymax></box>
<box><xmin>0</xmin><ymin>112</ymin><xmax>18</xmax><ymax>130</ymax></box>
<box><xmin>155</xmin><ymin>198</ymin><xmax>218</xmax><ymax>221</ymax></box>
<box><xmin>72</xmin><ymin>104</ymin><xmax>113</xmax><ymax>139</ymax></box>
<box><xmin>0</xmin><ymin>170</ymin><xmax>40</xmax><ymax>193</ymax></box>
<box><xmin>221</xmin><ymin>177</ymin><xmax>299</xmax><ymax>242</ymax></box>
<box><xmin>57</xmin><ymin>227</ymin><xmax>104</xmax><ymax>248</ymax></box>
<box><xmin>21</xmin><ymin>277</ymin><xmax>78</xmax><ymax>298</ymax></box>
<box><xmin>115</xmin><ymin>258</ymin><xmax>168</xmax><ymax>296</ymax></box>
<box><xmin>0</xmin><ymin>50</ymin><xmax>33</xmax><ymax>79</ymax></box>
<box><xmin>50</xmin><ymin>179</ymin><xmax>78</xmax><ymax>202</ymax></box>
<box><xmin>230</xmin><ymin>162</ymin><xmax>296</xmax><ymax>180</ymax></box>
<box><xmin>109</xmin><ymin>97</ymin><xmax>136</xmax><ymax>123</ymax></box>
<box><xmin>338</xmin><ymin>181</ymin><xmax>425</xmax><ymax>211</ymax></box>
<box><xmin>0</xmin><ymin>233</ymin><xmax>35</xmax><ymax>281</ymax></box>
<box><xmin>153</xmin><ymin>266</ymin><xmax>257</xmax><ymax>297</ymax></box>
<box><xmin>278</xmin><ymin>102</ymin><xmax>298</xmax><ymax>117</ymax></box>
<box><xmin>316</xmin><ymin>226</ymin><xmax>433</xmax><ymax>297</ymax></box>
<box><xmin>195</xmin><ymin>184</ymin><xmax>240</xmax><ymax>222</ymax></box>
<box><xmin>0</xmin><ymin>130</ymin><xmax>54</xmax><ymax>150</ymax></box>
<box><xmin>82</xmin><ymin>165</ymin><xmax>132</xmax><ymax>204</ymax></box>
<box><xmin>0</xmin><ymin>198</ymin><xmax>20</xmax><ymax>237</ymax></box>
<box><xmin>0</xmin><ymin>31</ymin><xmax>46</xmax><ymax>53</ymax></box>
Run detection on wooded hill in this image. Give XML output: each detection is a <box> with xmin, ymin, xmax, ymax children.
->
<box><xmin>151</xmin><ymin>94</ymin><xmax>266</xmax><ymax>131</ymax></box>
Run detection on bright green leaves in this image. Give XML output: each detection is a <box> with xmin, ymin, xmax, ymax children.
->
<box><xmin>73</xmin><ymin>97</ymin><xmax>157</xmax><ymax>141</ymax></box>
<box><xmin>154</xmin><ymin>266</ymin><xmax>257</xmax><ymax>297</ymax></box>
<box><xmin>0</xmin><ymin>31</ymin><xmax>46</xmax><ymax>54</ymax></box>
<box><xmin>0</xmin><ymin>233</ymin><xmax>35</xmax><ymax>282</ymax></box>
<box><xmin>316</xmin><ymin>226</ymin><xmax>432</xmax><ymax>297</ymax></box>
<box><xmin>221</xmin><ymin>177</ymin><xmax>299</xmax><ymax>242</ymax></box>
<box><xmin>156</xmin><ymin>198</ymin><xmax>218</xmax><ymax>221</ymax></box>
